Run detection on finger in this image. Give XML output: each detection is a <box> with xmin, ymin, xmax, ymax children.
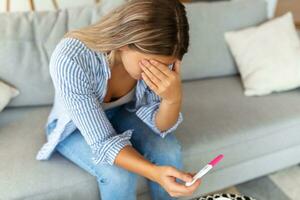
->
<box><xmin>189</xmin><ymin>178</ymin><xmax>202</xmax><ymax>191</ymax></box>
<box><xmin>141</xmin><ymin>59</ymin><xmax>168</xmax><ymax>82</ymax></box>
<box><xmin>167</xmin><ymin>168</ymin><xmax>193</xmax><ymax>183</ymax></box>
<box><xmin>169</xmin><ymin>192</ymin><xmax>182</xmax><ymax>198</ymax></box>
<box><xmin>188</xmin><ymin>172</ymin><xmax>196</xmax><ymax>178</ymax></box>
<box><xmin>182</xmin><ymin>178</ymin><xmax>201</xmax><ymax>194</ymax></box>
<box><xmin>141</xmin><ymin>72</ymin><xmax>159</xmax><ymax>92</ymax></box>
<box><xmin>140</xmin><ymin>61</ymin><xmax>162</xmax><ymax>86</ymax></box>
<box><xmin>170</xmin><ymin>179</ymin><xmax>195</xmax><ymax>194</ymax></box>
<box><xmin>149</xmin><ymin>59</ymin><xmax>173</xmax><ymax>77</ymax></box>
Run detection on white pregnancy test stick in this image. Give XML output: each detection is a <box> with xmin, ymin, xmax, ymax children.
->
<box><xmin>185</xmin><ymin>154</ymin><xmax>224</xmax><ymax>187</ymax></box>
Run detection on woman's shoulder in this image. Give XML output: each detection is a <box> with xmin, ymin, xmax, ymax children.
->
<box><xmin>52</xmin><ymin>36</ymin><xmax>107</xmax><ymax>64</ymax></box>
<box><xmin>53</xmin><ymin>37</ymin><xmax>91</xmax><ymax>59</ymax></box>
<box><xmin>50</xmin><ymin>36</ymin><xmax>110</xmax><ymax>79</ymax></box>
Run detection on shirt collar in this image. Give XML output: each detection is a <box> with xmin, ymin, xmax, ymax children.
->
<box><xmin>96</xmin><ymin>52</ymin><xmax>112</xmax><ymax>79</ymax></box>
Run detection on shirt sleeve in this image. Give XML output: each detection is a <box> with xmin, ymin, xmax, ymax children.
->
<box><xmin>50</xmin><ymin>51</ymin><xmax>133</xmax><ymax>166</ymax></box>
<box><xmin>135</xmin><ymin>86</ymin><xmax>183</xmax><ymax>139</ymax></box>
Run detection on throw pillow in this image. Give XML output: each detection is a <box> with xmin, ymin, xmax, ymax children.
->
<box><xmin>0</xmin><ymin>81</ymin><xmax>20</xmax><ymax>112</ymax></box>
<box><xmin>224</xmin><ymin>12</ymin><xmax>300</xmax><ymax>96</ymax></box>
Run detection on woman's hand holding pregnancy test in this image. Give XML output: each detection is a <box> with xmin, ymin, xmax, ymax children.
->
<box><xmin>185</xmin><ymin>154</ymin><xmax>224</xmax><ymax>187</ymax></box>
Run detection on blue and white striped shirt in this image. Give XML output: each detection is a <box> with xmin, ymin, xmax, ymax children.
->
<box><xmin>36</xmin><ymin>37</ymin><xmax>183</xmax><ymax>166</ymax></box>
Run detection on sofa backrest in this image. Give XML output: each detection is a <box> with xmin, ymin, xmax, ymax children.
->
<box><xmin>0</xmin><ymin>0</ymin><xmax>268</xmax><ymax>107</ymax></box>
<box><xmin>181</xmin><ymin>0</ymin><xmax>268</xmax><ymax>81</ymax></box>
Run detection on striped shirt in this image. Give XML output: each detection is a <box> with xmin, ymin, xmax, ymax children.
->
<box><xmin>36</xmin><ymin>37</ymin><xmax>183</xmax><ymax>166</ymax></box>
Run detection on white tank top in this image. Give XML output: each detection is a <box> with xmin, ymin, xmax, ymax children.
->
<box><xmin>101</xmin><ymin>86</ymin><xmax>136</xmax><ymax>110</ymax></box>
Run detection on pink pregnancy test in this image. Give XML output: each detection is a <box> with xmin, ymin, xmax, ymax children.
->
<box><xmin>185</xmin><ymin>154</ymin><xmax>224</xmax><ymax>187</ymax></box>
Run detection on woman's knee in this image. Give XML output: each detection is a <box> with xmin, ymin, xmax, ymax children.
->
<box><xmin>144</xmin><ymin>133</ymin><xmax>183</xmax><ymax>168</ymax></box>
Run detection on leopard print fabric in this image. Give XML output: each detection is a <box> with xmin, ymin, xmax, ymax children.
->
<box><xmin>198</xmin><ymin>193</ymin><xmax>256</xmax><ymax>200</ymax></box>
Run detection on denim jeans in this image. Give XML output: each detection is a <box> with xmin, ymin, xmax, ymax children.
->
<box><xmin>46</xmin><ymin>102</ymin><xmax>184</xmax><ymax>200</ymax></box>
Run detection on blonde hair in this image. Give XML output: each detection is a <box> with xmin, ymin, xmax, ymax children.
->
<box><xmin>64</xmin><ymin>0</ymin><xmax>189</xmax><ymax>67</ymax></box>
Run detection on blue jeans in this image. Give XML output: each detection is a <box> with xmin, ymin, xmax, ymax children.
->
<box><xmin>46</xmin><ymin>102</ymin><xmax>184</xmax><ymax>200</ymax></box>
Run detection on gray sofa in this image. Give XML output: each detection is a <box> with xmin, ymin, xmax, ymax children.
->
<box><xmin>1</xmin><ymin>0</ymin><xmax>300</xmax><ymax>199</ymax></box>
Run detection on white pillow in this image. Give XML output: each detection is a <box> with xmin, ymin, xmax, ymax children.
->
<box><xmin>224</xmin><ymin>12</ymin><xmax>300</xmax><ymax>96</ymax></box>
<box><xmin>0</xmin><ymin>81</ymin><xmax>20</xmax><ymax>112</ymax></box>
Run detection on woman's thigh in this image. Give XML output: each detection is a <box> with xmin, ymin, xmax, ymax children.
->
<box><xmin>55</xmin><ymin>129</ymin><xmax>137</xmax><ymax>185</ymax></box>
<box><xmin>45</xmin><ymin>106</ymin><xmax>137</xmax><ymax>184</ymax></box>
<box><xmin>110</xmin><ymin>105</ymin><xmax>183</xmax><ymax>168</ymax></box>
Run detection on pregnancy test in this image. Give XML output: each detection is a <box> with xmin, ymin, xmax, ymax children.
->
<box><xmin>185</xmin><ymin>154</ymin><xmax>224</xmax><ymax>187</ymax></box>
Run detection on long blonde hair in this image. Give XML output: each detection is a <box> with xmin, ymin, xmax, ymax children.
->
<box><xmin>64</xmin><ymin>0</ymin><xmax>189</xmax><ymax>67</ymax></box>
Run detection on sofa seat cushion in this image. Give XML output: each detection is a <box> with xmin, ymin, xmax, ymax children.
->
<box><xmin>0</xmin><ymin>106</ymin><xmax>148</xmax><ymax>199</ymax></box>
<box><xmin>178</xmin><ymin>75</ymin><xmax>300</xmax><ymax>171</ymax></box>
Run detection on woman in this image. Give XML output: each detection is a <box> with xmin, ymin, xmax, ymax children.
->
<box><xmin>36</xmin><ymin>0</ymin><xmax>202</xmax><ymax>199</ymax></box>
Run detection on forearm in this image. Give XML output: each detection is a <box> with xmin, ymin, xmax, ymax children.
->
<box><xmin>114</xmin><ymin>145</ymin><xmax>159</xmax><ymax>182</ymax></box>
<box><xmin>155</xmin><ymin>98</ymin><xmax>182</xmax><ymax>132</ymax></box>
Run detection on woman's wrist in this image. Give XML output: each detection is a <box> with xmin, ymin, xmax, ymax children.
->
<box><xmin>148</xmin><ymin>164</ymin><xmax>161</xmax><ymax>182</ymax></box>
<box><xmin>114</xmin><ymin>145</ymin><xmax>161</xmax><ymax>183</ymax></box>
<box><xmin>162</xmin><ymin>97</ymin><xmax>182</xmax><ymax>105</ymax></box>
